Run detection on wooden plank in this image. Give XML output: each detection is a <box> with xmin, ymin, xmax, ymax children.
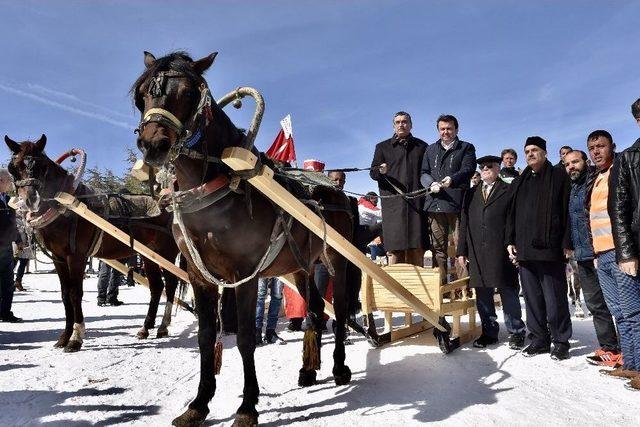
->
<box><xmin>101</xmin><ymin>258</ymin><xmax>192</xmax><ymax>311</ymax></box>
<box><xmin>55</xmin><ymin>192</ymin><xmax>189</xmax><ymax>283</ymax></box>
<box><xmin>390</xmin><ymin>319</ymin><xmax>432</xmax><ymax>341</ymax></box>
<box><xmin>222</xmin><ymin>147</ymin><xmax>445</xmax><ymax>332</ymax></box>
<box><xmin>384</xmin><ymin>311</ymin><xmax>393</xmax><ymax>333</ymax></box>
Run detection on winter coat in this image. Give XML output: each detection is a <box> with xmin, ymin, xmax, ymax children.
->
<box><xmin>420</xmin><ymin>138</ymin><xmax>477</xmax><ymax>213</ymax></box>
<box><xmin>568</xmin><ymin>170</ymin><xmax>595</xmax><ymax>262</ymax></box>
<box><xmin>370</xmin><ymin>135</ymin><xmax>428</xmax><ymax>251</ymax></box>
<box><xmin>609</xmin><ymin>138</ymin><xmax>640</xmax><ymax>262</ymax></box>
<box><xmin>457</xmin><ymin>179</ymin><xmax>518</xmax><ymax>288</ymax></box>
<box><xmin>0</xmin><ymin>194</ymin><xmax>18</xmax><ymax>248</ymax></box>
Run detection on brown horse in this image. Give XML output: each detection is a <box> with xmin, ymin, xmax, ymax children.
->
<box><xmin>5</xmin><ymin>134</ymin><xmax>183</xmax><ymax>352</ymax></box>
<box><xmin>132</xmin><ymin>51</ymin><xmax>360</xmax><ymax>426</ymax></box>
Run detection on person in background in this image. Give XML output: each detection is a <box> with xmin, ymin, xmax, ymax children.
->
<box><xmin>420</xmin><ymin>114</ymin><xmax>476</xmax><ymax>284</ymax></box>
<box><xmin>370</xmin><ymin>111</ymin><xmax>428</xmax><ymax>266</ymax></box>
<box><xmin>499</xmin><ymin>148</ymin><xmax>520</xmax><ymax>183</ymax></box>
<box><xmin>13</xmin><ymin>206</ymin><xmax>33</xmax><ymax>292</ymax></box>
<box><xmin>358</xmin><ymin>192</ymin><xmax>384</xmax><ymax>261</ymax></box>
<box><xmin>506</xmin><ymin>136</ymin><xmax>572</xmax><ymax>360</ymax></box>
<box><xmin>556</xmin><ymin>145</ymin><xmax>573</xmax><ymax>169</ymax></box>
<box><xmin>470</xmin><ymin>171</ymin><xmax>481</xmax><ymax>188</ymax></box>
<box><xmin>0</xmin><ymin>169</ymin><xmax>22</xmax><ymax>323</ymax></box>
<box><xmin>255</xmin><ymin>277</ymin><xmax>286</xmax><ymax>345</ymax></box>
<box><xmin>457</xmin><ymin>155</ymin><xmax>526</xmax><ymax>349</ymax></box>
<box><xmin>564</xmin><ymin>148</ymin><xmax>620</xmax><ymax>366</ymax></box>
<box><xmin>96</xmin><ymin>260</ymin><xmax>124</xmax><ymax>307</ymax></box>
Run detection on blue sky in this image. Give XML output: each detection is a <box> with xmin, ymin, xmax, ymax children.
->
<box><xmin>1</xmin><ymin>1</ymin><xmax>639</xmax><ymax>195</ymax></box>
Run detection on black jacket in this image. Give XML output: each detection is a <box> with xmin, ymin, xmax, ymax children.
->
<box><xmin>457</xmin><ymin>180</ymin><xmax>518</xmax><ymax>288</ymax></box>
<box><xmin>420</xmin><ymin>138</ymin><xmax>476</xmax><ymax>213</ymax></box>
<box><xmin>609</xmin><ymin>138</ymin><xmax>640</xmax><ymax>262</ymax></box>
<box><xmin>370</xmin><ymin>134</ymin><xmax>428</xmax><ymax>251</ymax></box>
<box><xmin>506</xmin><ymin>161</ymin><xmax>571</xmax><ymax>262</ymax></box>
<box><xmin>0</xmin><ymin>194</ymin><xmax>18</xmax><ymax>248</ymax></box>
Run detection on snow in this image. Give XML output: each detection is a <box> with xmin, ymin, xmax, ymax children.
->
<box><xmin>1</xmin><ymin>272</ymin><xmax>639</xmax><ymax>426</ymax></box>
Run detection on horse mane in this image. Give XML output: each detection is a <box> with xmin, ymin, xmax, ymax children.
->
<box><xmin>130</xmin><ymin>51</ymin><xmax>202</xmax><ymax>99</ymax></box>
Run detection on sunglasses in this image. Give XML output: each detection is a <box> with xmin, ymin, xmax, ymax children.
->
<box><xmin>479</xmin><ymin>163</ymin><xmax>496</xmax><ymax>170</ymax></box>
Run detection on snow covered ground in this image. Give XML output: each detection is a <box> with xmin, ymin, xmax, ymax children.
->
<box><xmin>1</xmin><ymin>272</ymin><xmax>639</xmax><ymax>426</ymax></box>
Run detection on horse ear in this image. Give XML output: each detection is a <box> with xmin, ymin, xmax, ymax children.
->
<box><xmin>144</xmin><ymin>51</ymin><xmax>156</xmax><ymax>68</ymax></box>
<box><xmin>4</xmin><ymin>135</ymin><xmax>20</xmax><ymax>154</ymax></box>
<box><xmin>35</xmin><ymin>134</ymin><xmax>47</xmax><ymax>151</ymax></box>
<box><xmin>192</xmin><ymin>52</ymin><xmax>218</xmax><ymax>75</ymax></box>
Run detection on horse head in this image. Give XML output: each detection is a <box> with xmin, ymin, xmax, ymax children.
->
<box><xmin>5</xmin><ymin>134</ymin><xmax>68</xmax><ymax>212</ymax></box>
<box><xmin>132</xmin><ymin>51</ymin><xmax>218</xmax><ymax>168</ymax></box>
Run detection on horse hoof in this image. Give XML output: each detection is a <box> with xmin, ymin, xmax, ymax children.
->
<box><xmin>171</xmin><ymin>408</ymin><xmax>208</xmax><ymax>427</ymax></box>
<box><xmin>54</xmin><ymin>339</ymin><xmax>69</xmax><ymax>348</ymax></box>
<box><xmin>156</xmin><ymin>327</ymin><xmax>169</xmax><ymax>338</ymax></box>
<box><xmin>232</xmin><ymin>413</ymin><xmax>258</xmax><ymax>427</ymax></box>
<box><xmin>136</xmin><ymin>328</ymin><xmax>150</xmax><ymax>339</ymax></box>
<box><xmin>63</xmin><ymin>340</ymin><xmax>82</xmax><ymax>353</ymax></box>
<box><xmin>333</xmin><ymin>365</ymin><xmax>352</xmax><ymax>385</ymax></box>
<box><xmin>298</xmin><ymin>368</ymin><xmax>317</xmax><ymax>387</ymax></box>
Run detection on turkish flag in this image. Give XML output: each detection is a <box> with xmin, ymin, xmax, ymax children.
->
<box><xmin>266</xmin><ymin>114</ymin><xmax>296</xmax><ymax>163</ymax></box>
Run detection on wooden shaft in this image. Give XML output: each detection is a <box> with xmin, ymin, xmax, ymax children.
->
<box><xmin>221</xmin><ymin>147</ymin><xmax>445</xmax><ymax>332</ymax></box>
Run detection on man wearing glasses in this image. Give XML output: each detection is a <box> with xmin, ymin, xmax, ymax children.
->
<box><xmin>457</xmin><ymin>156</ymin><xmax>526</xmax><ymax>349</ymax></box>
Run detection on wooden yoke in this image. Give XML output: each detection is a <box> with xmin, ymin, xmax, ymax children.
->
<box><xmin>221</xmin><ymin>147</ymin><xmax>445</xmax><ymax>332</ymax></box>
<box><xmin>54</xmin><ymin>192</ymin><xmax>189</xmax><ymax>283</ymax></box>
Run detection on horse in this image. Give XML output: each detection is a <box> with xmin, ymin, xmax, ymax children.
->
<box><xmin>132</xmin><ymin>50</ymin><xmax>360</xmax><ymax>426</ymax></box>
<box><xmin>5</xmin><ymin>134</ymin><xmax>183</xmax><ymax>351</ymax></box>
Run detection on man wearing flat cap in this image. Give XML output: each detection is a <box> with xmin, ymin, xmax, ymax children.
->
<box><xmin>506</xmin><ymin>136</ymin><xmax>573</xmax><ymax>360</ymax></box>
<box><xmin>457</xmin><ymin>155</ymin><xmax>526</xmax><ymax>349</ymax></box>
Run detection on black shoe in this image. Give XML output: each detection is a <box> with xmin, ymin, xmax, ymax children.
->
<box><xmin>522</xmin><ymin>343</ymin><xmax>551</xmax><ymax>357</ymax></box>
<box><xmin>1</xmin><ymin>312</ymin><xmax>23</xmax><ymax>323</ymax></box>
<box><xmin>107</xmin><ymin>299</ymin><xmax>124</xmax><ymax>306</ymax></box>
<box><xmin>287</xmin><ymin>318</ymin><xmax>303</xmax><ymax>332</ymax></box>
<box><xmin>264</xmin><ymin>329</ymin><xmax>286</xmax><ymax>345</ymax></box>
<box><xmin>255</xmin><ymin>328</ymin><xmax>263</xmax><ymax>346</ymax></box>
<box><xmin>551</xmin><ymin>343</ymin><xmax>570</xmax><ymax>361</ymax></box>
<box><xmin>473</xmin><ymin>335</ymin><xmax>499</xmax><ymax>348</ymax></box>
<box><xmin>97</xmin><ymin>300</ymin><xmax>107</xmax><ymax>307</ymax></box>
<box><xmin>508</xmin><ymin>333</ymin><xmax>526</xmax><ymax>350</ymax></box>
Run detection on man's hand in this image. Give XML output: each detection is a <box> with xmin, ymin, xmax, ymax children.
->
<box><xmin>378</xmin><ymin>163</ymin><xmax>388</xmax><ymax>175</ymax></box>
<box><xmin>429</xmin><ymin>182</ymin><xmax>442</xmax><ymax>194</ymax></box>
<box><xmin>441</xmin><ymin>176</ymin><xmax>452</xmax><ymax>188</ymax></box>
<box><xmin>619</xmin><ymin>258</ymin><xmax>639</xmax><ymax>277</ymax></box>
<box><xmin>507</xmin><ymin>245</ymin><xmax>518</xmax><ymax>265</ymax></box>
<box><xmin>457</xmin><ymin>256</ymin><xmax>467</xmax><ymax>266</ymax></box>
<box><xmin>564</xmin><ymin>249</ymin><xmax>574</xmax><ymax>259</ymax></box>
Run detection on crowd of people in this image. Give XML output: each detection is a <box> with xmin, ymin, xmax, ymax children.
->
<box><xmin>365</xmin><ymin>98</ymin><xmax>640</xmax><ymax>390</ymax></box>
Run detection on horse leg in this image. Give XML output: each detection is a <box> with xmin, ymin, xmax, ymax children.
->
<box><xmin>138</xmin><ymin>260</ymin><xmax>162</xmax><ymax>339</ymax></box>
<box><xmin>232</xmin><ymin>279</ymin><xmax>260</xmax><ymax>427</ymax></box>
<box><xmin>330</xmin><ymin>258</ymin><xmax>352</xmax><ymax>385</ymax></box>
<box><xmin>297</xmin><ymin>271</ymin><xmax>324</xmax><ymax>387</ymax></box>
<box><xmin>53</xmin><ymin>260</ymin><xmax>73</xmax><ymax>348</ymax></box>
<box><xmin>157</xmin><ymin>271</ymin><xmax>178</xmax><ymax>338</ymax></box>
<box><xmin>64</xmin><ymin>257</ymin><xmax>87</xmax><ymax>353</ymax></box>
<box><xmin>172</xmin><ymin>279</ymin><xmax>218</xmax><ymax>427</ymax></box>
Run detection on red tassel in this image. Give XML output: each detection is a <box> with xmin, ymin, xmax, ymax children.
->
<box><xmin>214</xmin><ymin>340</ymin><xmax>223</xmax><ymax>375</ymax></box>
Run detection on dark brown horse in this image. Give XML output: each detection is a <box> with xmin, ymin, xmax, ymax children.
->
<box><xmin>5</xmin><ymin>134</ymin><xmax>182</xmax><ymax>351</ymax></box>
<box><xmin>132</xmin><ymin>51</ymin><xmax>360</xmax><ymax>426</ymax></box>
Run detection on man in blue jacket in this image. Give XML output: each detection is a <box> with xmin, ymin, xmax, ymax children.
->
<box><xmin>420</xmin><ymin>115</ymin><xmax>476</xmax><ymax>285</ymax></box>
<box><xmin>564</xmin><ymin>149</ymin><xmax>620</xmax><ymax>366</ymax></box>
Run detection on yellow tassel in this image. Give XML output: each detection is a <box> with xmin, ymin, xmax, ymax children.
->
<box><xmin>302</xmin><ymin>329</ymin><xmax>320</xmax><ymax>370</ymax></box>
<box><xmin>214</xmin><ymin>340</ymin><xmax>223</xmax><ymax>375</ymax></box>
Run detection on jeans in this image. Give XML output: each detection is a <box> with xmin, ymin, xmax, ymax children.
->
<box><xmin>475</xmin><ymin>286</ymin><xmax>526</xmax><ymax>338</ymax></box>
<box><xmin>519</xmin><ymin>260</ymin><xmax>572</xmax><ymax>346</ymax></box>
<box><xmin>576</xmin><ymin>259</ymin><xmax>619</xmax><ymax>351</ymax></box>
<box><xmin>370</xmin><ymin>244</ymin><xmax>386</xmax><ymax>261</ymax></box>
<box><xmin>97</xmin><ymin>261</ymin><xmax>122</xmax><ymax>302</ymax></box>
<box><xmin>597</xmin><ymin>250</ymin><xmax>640</xmax><ymax>370</ymax></box>
<box><xmin>14</xmin><ymin>258</ymin><xmax>29</xmax><ymax>283</ymax></box>
<box><xmin>0</xmin><ymin>246</ymin><xmax>15</xmax><ymax>317</ymax></box>
<box><xmin>256</xmin><ymin>277</ymin><xmax>284</xmax><ymax>331</ymax></box>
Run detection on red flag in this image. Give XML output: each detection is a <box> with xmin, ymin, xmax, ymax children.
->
<box><xmin>266</xmin><ymin>114</ymin><xmax>296</xmax><ymax>163</ymax></box>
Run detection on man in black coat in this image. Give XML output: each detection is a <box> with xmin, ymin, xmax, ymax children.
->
<box><xmin>420</xmin><ymin>114</ymin><xmax>476</xmax><ymax>285</ymax></box>
<box><xmin>370</xmin><ymin>111</ymin><xmax>428</xmax><ymax>266</ymax></box>
<box><xmin>457</xmin><ymin>156</ymin><xmax>526</xmax><ymax>349</ymax></box>
<box><xmin>506</xmin><ymin>137</ymin><xmax>572</xmax><ymax>360</ymax></box>
<box><xmin>0</xmin><ymin>169</ymin><xmax>21</xmax><ymax>323</ymax></box>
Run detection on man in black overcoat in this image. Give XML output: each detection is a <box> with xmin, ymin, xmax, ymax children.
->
<box><xmin>370</xmin><ymin>111</ymin><xmax>428</xmax><ymax>266</ymax></box>
<box><xmin>506</xmin><ymin>137</ymin><xmax>573</xmax><ymax>360</ymax></box>
<box><xmin>457</xmin><ymin>156</ymin><xmax>526</xmax><ymax>349</ymax></box>
<box><xmin>0</xmin><ymin>169</ymin><xmax>21</xmax><ymax>322</ymax></box>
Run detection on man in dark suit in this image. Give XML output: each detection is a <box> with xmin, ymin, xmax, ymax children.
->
<box><xmin>0</xmin><ymin>169</ymin><xmax>21</xmax><ymax>322</ymax></box>
<box><xmin>457</xmin><ymin>156</ymin><xmax>526</xmax><ymax>349</ymax></box>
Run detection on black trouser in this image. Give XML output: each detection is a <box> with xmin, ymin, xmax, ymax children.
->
<box><xmin>14</xmin><ymin>258</ymin><xmax>29</xmax><ymax>283</ymax></box>
<box><xmin>519</xmin><ymin>260</ymin><xmax>572</xmax><ymax>346</ymax></box>
<box><xmin>475</xmin><ymin>286</ymin><xmax>526</xmax><ymax>339</ymax></box>
<box><xmin>0</xmin><ymin>246</ymin><xmax>15</xmax><ymax>317</ymax></box>
<box><xmin>97</xmin><ymin>261</ymin><xmax>122</xmax><ymax>303</ymax></box>
<box><xmin>576</xmin><ymin>259</ymin><xmax>619</xmax><ymax>352</ymax></box>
